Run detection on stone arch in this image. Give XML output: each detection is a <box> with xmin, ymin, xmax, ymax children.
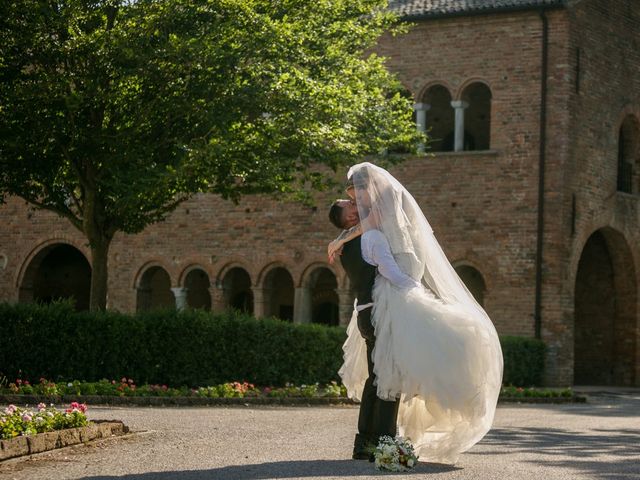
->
<box><xmin>221</xmin><ymin>266</ymin><xmax>254</xmax><ymax>314</ymax></box>
<box><xmin>617</xmin><ymin>114</ymin><xmax>639</xmax><ymax>194</ymax></box>
<box><xmin>215</xmin><ymin>260</ymin><xmax>255</xmax><ymax>287</ymax></box>
<box><xmin>300</xmin><ymin>264</ymin><xmax>340</xmax><ymax>326</ymax></box>
<box><xmin>260</xmin><ymin>264</ymin><xmax>295</xmax><ymax>321</ymax></box>
<box><xmin>183</xmin><ymin>267</ymin><xmax>212</xmax><ymax>311</ymax></box>
<box><xmin>453</xmin><ymin>263</ymin><xmax>487</xmax><ymax>307</ymax></box>
<box><xmin>419</xmin><ymin>83</ymin><xmax>454</xmax><ymax>152</ymax></box>
<box><xmin>460</xmin><ymin>80</ymin><xmax>492</xmax><ymax>151</ymax></box>
<box><xmin>574</xmin><ymin>227</ymin><xmax>637</xmax><ymax>386</ymax></box>
<box><xmin>136</xmin><ymin>264</ymin><xmax>174</xmax><ymax>312</ymax></box>
<box><xmin>18</xmin><ymin>241</ymin><xmax>91</xmax><ymax>311</ymax></box>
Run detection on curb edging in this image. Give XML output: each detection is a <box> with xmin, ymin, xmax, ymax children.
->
<box><xmin>0</xmin><ymin>421</ymin><xmax>128</xmax><ymax>462</ymax></box>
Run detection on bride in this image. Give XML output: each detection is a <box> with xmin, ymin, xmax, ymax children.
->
<box><xmin>330</xmin><ymin>162</ymin><xmax>503</xmax><ymax>465</ymax></box>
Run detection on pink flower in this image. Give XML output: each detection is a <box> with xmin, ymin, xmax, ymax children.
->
<box><xmin>37</xmin><ymin>403</ymin><xmax>47</xmax><ymax>411</ymax></box>
<box><xmin>5</xmin><ymin>405</ymin><xmax>17</xmax><ymax>414</ymax></box>
<box><xmin>22</xmin><ymin>413</ymin><xmax>32</xmax><ymax>422</ymax></box>
<box><xmin>128</xmin><ymin>379</ymin><xmax>134</xmax><ymax>384</ymax></box>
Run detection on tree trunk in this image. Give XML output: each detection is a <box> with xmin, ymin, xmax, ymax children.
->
<box><xmin>89</xmin><ymin>236</ymin><xmax>112</xmax><ymax>311</ymax></box>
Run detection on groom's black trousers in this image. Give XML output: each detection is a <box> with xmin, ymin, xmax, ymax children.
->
<box><xmin>354</xmin><ymin>308</ymin><xmax>400</xmax><ymax>454</ymax></box>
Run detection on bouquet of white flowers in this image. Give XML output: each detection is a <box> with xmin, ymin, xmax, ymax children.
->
<box><xmin>373</xmin><ymin>435</ymin><xmax>418</xmax><ymax>472</ymax></box>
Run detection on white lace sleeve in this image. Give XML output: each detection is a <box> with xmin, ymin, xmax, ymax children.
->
<box><xmin>362</xmin><ymin>230</ymin><xmax>422</xmax><ymax>289</ymax></box>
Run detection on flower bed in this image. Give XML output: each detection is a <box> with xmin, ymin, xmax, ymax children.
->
<box><xmin>0</xmin><ymin>401</ymin><xmax>131</xmax><ymax>461</ymax></box>
<box><xmin>1</xmin><ymin>402</ymin><xmax>88</xmax><ymax>440</ymax></box>
<box><xmin>1</xmin><ymin>377</ymin><xmax>347</xmax><ymax>400</ymax></box>
<box><xmin>0</xmin><ymin>377</ymin><xmax>584</xmax><ymax>405</ymax></box>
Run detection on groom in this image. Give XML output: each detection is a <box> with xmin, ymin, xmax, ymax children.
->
<box><xmin>329</xmin><ymin>195</ymin><xmax>400</xmax><ymax>460</ymax></box>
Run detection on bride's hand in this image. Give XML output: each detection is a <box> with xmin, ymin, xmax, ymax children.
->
<box><xmin>327</xmin><ymin>224</ymin><xmax>362</xmax><ymax>264</ymax></box>
<box><xmin>328</xmin><ymin>240</ymin><xmax>344</xmax><ymax>264</ymax></box>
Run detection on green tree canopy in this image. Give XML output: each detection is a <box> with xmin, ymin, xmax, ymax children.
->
<box><xmin>0</xmin><ymin>0</ymin><xmax>422</xmax><ymax>310</ymax></box>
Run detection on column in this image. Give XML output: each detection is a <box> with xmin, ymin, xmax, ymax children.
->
<box><xmin>337</xmin><ymin>288</ymin><xmax>355</xmax><ymax>327</ymax></box>
<box><xmin>209</xmin><ymin>285</ymin><xmax>226</xmax><ymax>313</ymax></box>
<box><xmin>293</xmin><ymin>286</ymin><xmax>312</xmax><ymax>324</ymax></box>
<box><xmin>413</xmin><ymin>102</ymin><xmax>430</xmax><ymax>154</ymax></box>
<box><xmin>451</xmin><ymin>100</ymin><xmax>469</xmax><ymax>152</ymax></box>
<box><xmin>171</xmin><ymin>287</ymin><xmax>188</xmax><ymax>312</ymax></box>
<box><xmin>252</xmin><ymin>286</ymin><xmax>267</xmax><ymax>319</ymax></box>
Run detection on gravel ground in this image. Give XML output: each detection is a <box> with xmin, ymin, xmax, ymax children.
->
<box><xmin>1</xmin><ymin>392</ymin><xmax>639</xmax><ymax>480</ymax></box>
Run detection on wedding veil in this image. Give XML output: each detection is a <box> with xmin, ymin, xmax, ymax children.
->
<box><xmin>344</xmin><ymin>162</ymin><xmax>504</xmax><ymax>461</ymax></box>
<box><xmin>347</xmin><ymin>162</ymin><xmax>499</xmax><ymax>329</ymax></box>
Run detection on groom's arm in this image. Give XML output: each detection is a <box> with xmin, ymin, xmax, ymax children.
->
<box><xmin>362</xmin><ymin>230</ymin><xmax>421</xmax><ymax>289</ymax></box>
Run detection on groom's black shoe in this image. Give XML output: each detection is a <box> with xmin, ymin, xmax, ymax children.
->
<box><xmin>352</xmin><ymin>433</ymin><xmax>376</xmax><ymax>461</ymax></box>
<box><xmin>351</xmin><ymin>451</ymin><xmax>371</xmax><ymax>461</ymax></box>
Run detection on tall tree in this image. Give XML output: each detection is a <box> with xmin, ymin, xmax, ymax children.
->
<box><xmin>0</xmin><ymin>0</ymin><xmax>422</xmax><ymax>310</ymax></box>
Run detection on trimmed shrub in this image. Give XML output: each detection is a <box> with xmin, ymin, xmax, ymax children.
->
<box><xmin>500</xmin><ymin>335</ymin><xmax>546</xmax><ymax>386</ymax></box>
<box><xmin>0</xmin><ymin>302</ymin><xmax>546</xmax><ymax>387</ymax></box>
<box><xmin>0</xmin><ymin>302</ymin><xmax>345</xmax><ymax>386</ymax></box>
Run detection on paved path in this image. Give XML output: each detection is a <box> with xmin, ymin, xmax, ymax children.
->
<box><xmin>1</xmin><ymin>392</ymin><xmax>639</xmax><ymax>480</ymax></box>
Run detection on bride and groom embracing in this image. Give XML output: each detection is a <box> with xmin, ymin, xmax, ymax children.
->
<box><xmin>328</xmin><ymin>162</ymin><xmax>504</xmax><ymax>465</ymax></box>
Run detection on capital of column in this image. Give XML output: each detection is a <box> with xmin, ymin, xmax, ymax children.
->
<box><xmin>450</xmin><ymin>100</ymin><xmax>469</xmax><ymax>110</ymax></box>
<box><xmin>413</xmin><ymin>102</ymin><xmax>431</xmax><ymax>112</ymax></box>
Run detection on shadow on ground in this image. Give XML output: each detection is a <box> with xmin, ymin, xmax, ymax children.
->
<box><xmin>531</xmin><ymin>392</ymin><xmax>640</xmax><ymax>418</ymax></box>
<box><xmin>81</xmin><ymin>459</ymin><xmax>460</xmax><ymax>479</ymax></box>
<box><xmin>471</xmin><ymin>426</ymin><xmax>640</xmax><ymax>479</ymax></box>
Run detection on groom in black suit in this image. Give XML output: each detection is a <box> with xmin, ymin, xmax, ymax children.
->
<box><xmin>329</xmin><ymin>197</ymin><xmax>400</xmax><ymax>460</ymax></box>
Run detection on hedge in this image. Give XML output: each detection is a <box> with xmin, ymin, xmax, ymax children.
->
<box><xmin>500</xmin><ymin>335</ymin><xmax>546</xmax><ymax>386</ymax></box>
<box><xmin>0</xmin><ymin>302</ymin><xmax>545</xmax><ymax>387</ymax></box>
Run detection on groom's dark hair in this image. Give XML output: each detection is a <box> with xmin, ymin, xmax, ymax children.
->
<box><xmin>329</xmin><ymin>201</ymin><xmax>345</xmax><ymax>229</ymax></box>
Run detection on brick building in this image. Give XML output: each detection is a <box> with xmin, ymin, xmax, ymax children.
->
<box><xmin>0</xmin><ymin>0</ymin><xmax>638</xmax><ymax>386</ymax></box>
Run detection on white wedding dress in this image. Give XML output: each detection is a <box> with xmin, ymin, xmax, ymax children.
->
<box><xmin>338</xmin><ymin>163</ymin><xmax>503</xmax><ymax>465</ymax></box>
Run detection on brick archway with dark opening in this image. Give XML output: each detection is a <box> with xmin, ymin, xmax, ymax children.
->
<box><xmin>19</xmin><ymin>243</ymin><xmax>91</xmax><ymax>311</ymax></box>
<box><xmin>574</xmin><ymin>228</ymin><xmax>637</xmax><ymax>386</ymax></box>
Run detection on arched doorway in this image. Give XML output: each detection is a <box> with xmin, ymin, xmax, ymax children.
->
<box><xmin>19</xmin><ymin>243</ymin><xmax>91</xmax><ymax>311</ymax></box>
<box><xmin>136</xmin><ymin>266</ymin><xmax>173</xmax><ymax>312</ymax></box>
<box><xmin>263</xmin><ymin>267</ymin><xmax>294</xmax><ymax>321</ymax></box>
<box><xmin>184</xmin><ymin>268</ymin><xmax>211</xmax><ymax>311</ymax></box>
<box><xmin>310</xmin><ymin>268</ymin><xmax>339</xmax><ymax>326</ymax></box>
<box><xmin>574</xmin><ymin>229</ymin><xmax>637</xmax><ymax>386</ymax></box>
<box><xmin>455</xmin><ymin>265</ymin><xmax>487</xmax><ymax>307</ymax></box>
<box><xmin>222</xmin><ymin>267</ymin><xmax>253</xmax><ymax>314</ymax></box>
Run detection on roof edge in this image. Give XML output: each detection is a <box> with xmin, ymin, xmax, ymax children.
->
<box><xmin>397</xmin><ymin>2</ymin><xmax>567</xmax><ymax>22</ymax></box>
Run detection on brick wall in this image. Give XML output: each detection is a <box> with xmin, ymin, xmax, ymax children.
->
<box><xmin>0</xmin><ymin>2</ymin><xmax>638</xmax><ymax>386</ymax></box>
